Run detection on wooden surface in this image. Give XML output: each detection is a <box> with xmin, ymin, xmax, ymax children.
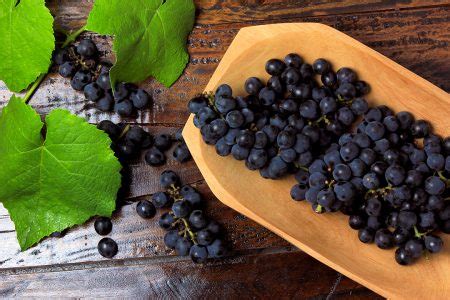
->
<box><xmin>0</xmin><ymin>0</ymin><xmax>449</xmax><ymax>298</ymax></box>
<box><xmin>183</xmin><ymin>23</ymin><xmax>450</xmax><ymax>300</ymax></box>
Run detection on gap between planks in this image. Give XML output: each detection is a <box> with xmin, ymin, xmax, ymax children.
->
<box><xmin>0</xmin><ymin>246</ymin><xmax>297</xmax><ymax>276</ymax></box>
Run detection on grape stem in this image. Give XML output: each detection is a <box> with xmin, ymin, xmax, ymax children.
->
<box><xmin>181</xmin><ymin>218</ymin><xmax>197</xmax><ymax>244</ymax></box>
<box><xmin>118</xmin><ymin>124</ymin><xmax>131</xmax><ymax>140</ymax></box>
<box><xmin>62</xmin><ymin>26</ymin><xmax>86</xmax><ymax>48</ymax></box>
<box><xmin>364</xmin><ymin>185</ymin><xmax>392</xmax><ymax>200</ymax></box>
<box><xmin>414</xmin><ymin>226</ymin><xmax>431</xmax><ymax>238</ymax></box>
<box><xmin>166</xmin><ymin>184</ymin><xmax>197</xmax><ymax>244</ymax></box>
<box><xmin>311</xmin><ymin>114</ymin><xmax>330</xmax><ymax>126</ymax></box>
<box><xmin>437</xmin><ymin>171</ymin><xmax>450</xmax><ymax>187</ymax></box>
<box><xmin>336</xmin><ymin>94</ymin><xmax>354</xmax><ymax>106</ymax></box>
<box><xmin>22</xmin><ymin>26</ymin><xmax>87</xmax><ymax>104</ymax></box>
<box><xmin>315</xmin><ymin>204</ymin><xmax>323</xmax><ymax>213</ymax></box>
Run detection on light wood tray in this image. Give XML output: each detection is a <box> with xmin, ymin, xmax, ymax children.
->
<box><xmin>182</xmin><ymin>23</ymin><xmax>450</xmax><ymax>299</ymax></box>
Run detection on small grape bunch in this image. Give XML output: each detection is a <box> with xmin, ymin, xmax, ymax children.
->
<box><xmin>96</xmin><ymin>120</ymin><xmax>191</xmax><ymax>165</ymax></box>
<box><xmin>53</xmin><ymin>38</ymin><xmax>151</xmax><ymax>117</ymax></box>
<box><xmin>156</xmin><ymin>170</ymin><xmax>230</xmax><ymax>263</ymax></box>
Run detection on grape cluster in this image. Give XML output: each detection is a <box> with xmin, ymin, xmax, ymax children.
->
<box><xmin>188</xmin><ymin>54</ymin><xmax>369</xmax><ymax>179</ymax></box>
<box><xmin>189</xmin><ymin>54</ymin><xmax>369</xmax><ymax>179</ymax></box>
<box><xmin>190</xmin><ymin>53</ymin><xmax>449</xmax><ymax>265</ymax></box>
<box><xmin>295</xmin><ymin>106</ymin><xmax>449</xmax><ymax>265</ymax></box>
<box><xmin>155</xmin><ymin>170</ymin><xmax>230</xmax><ymax>263</ymax></box>
<box><xmin>53</xmin><ymin>39</ymin><xmax>151</xmax><ymax>117</ymax></box>
<box><xmin>97</xmin><ymin>120</ymin><xmax>191</xmax><ymax>165</ymax></box>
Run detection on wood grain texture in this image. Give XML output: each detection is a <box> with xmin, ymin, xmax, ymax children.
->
<box><xmin>194</xmin><ymin>0</ymin><xmax>450</xmax><ymax>24</ymax></box>
<box><xmin>0</xmin><ymin>1</ymin><xmax>449</xmax><ymax>298</ymax></box>
<box><xmin>46</xmin><ymin>0</ymin><xmax>450</xmax><ymax>28</ymax></box>
<box><xmin>0</xmin><ymin>181</ymin><xmax>289</xmax><ymax>268</ymax></box>
<box><xmin>0</xmin><ymin>250</ymin><xmax>382</xmax><ymax>299</ymax></box>
<box><xmin>183</xmin><ymin>23</ymin><xmax>450</xmax><ymax>299</ymax></box>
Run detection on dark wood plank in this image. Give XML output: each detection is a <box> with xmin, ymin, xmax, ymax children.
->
<box><xmin>47</xmin><ymin>0</ymin><xmax>449</xmax><ymax>28</ymax></box>
<box><xmin>0</xmin><ymin>181</ymin><xmax>290</xmax><ymax>268</ymax></box>
<box><xmin>0</xmin><ymin>250</ymin><xmax>382</xmax><ymax>299</ymax></box>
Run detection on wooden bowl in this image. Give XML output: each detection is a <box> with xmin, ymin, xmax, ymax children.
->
<box><xmin>182</xmin><ymin>23</ymin><xmax>450</xmax><ymax>299</ymax></box>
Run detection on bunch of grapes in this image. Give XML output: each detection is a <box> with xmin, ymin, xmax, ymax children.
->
<box><xmin>189</xmin><ymin>54</ymin><xmax>369</xmax><ymax>179</ymax></box>
<box><xmin>294</xmin><ymin>106</ymin><xmax>450</xmax><ymax>265</ymax></box>
<box><xmin>189</xmin><ymin>53</ymin><xmax>449</xmax><ymax>265</ymax></box>
<box><xmin>97</xmin><ymin>120</ymin><xmax>191</xmax><ymax>165</ymax></box>
<box><xmin>155</xmin><ymin>171</ymin><xmax>230</xmax><ymax>263</ymax></box>
<box><xmin>53</xmin><ymin>39</ymin><xmax>151</xmax><ymax>117</ymax></box>
<box><xmin>92</xmin><ymin>170</ymin><xmax>229</xmax><ymax>260</ymax></box>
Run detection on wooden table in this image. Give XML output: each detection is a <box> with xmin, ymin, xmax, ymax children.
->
<box><xmin>0</xmin><ymin>1</ymin><xmax>449</xmax><ymax>298</ymax></box>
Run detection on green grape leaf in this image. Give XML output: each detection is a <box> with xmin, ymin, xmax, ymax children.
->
<box><xmin>0</xmin><ymin>0</ymin><xmax>55</xmax><ymax>92</ymax></box>
<box><xmin>0</xmin><ymin>96</ymin><xmax>121</xmax><ymax>250</ymax></box>
<box><xmin>86</xmin><ymin>0</ymin><xmax>195</xmax><ymax>87</ymax></box>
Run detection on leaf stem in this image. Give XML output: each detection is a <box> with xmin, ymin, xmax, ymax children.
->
<box><xmin>62</xmin><ymin>26</ymin><xmax>87</xmax><ymax>48</ymax></box>
<box><xmin>23</xmin><ymin>73</ymin><xmax>46</xmax><ymax>104</ymax></box>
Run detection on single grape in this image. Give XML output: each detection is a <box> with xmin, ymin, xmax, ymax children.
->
<box><xmin>96</xmin><ymin>93</ymin><xmax>114</xmax><ymax>112</ymax></box>
<box><xmin>188</xmin><ymin>96</ymin><xmax>208</xmax><ymax>114</ymax></box>
<box><xmin>358</xmin><ymin>228</ymin><xmax>374</xmax><ymax>243</ymax></box>
<box><xmin>175</xmin><ymin>237</ymin><xmax>193</xmax><ymax>256</ymax></box>
<box><xmin>98</xmin><ymin>237</ymin><xmax>118</xmax><ymax>258</ymax></box>
<box><xmin>136</xmin><ymin>200</ymin><xmax>156</xmax><ymax>219</ymax></box>
<box><xmin>152</xmin><ymin>192</ymin><xmax>172</xmax><ymax>208</ymax></box>
<box><xmin>183</xmin><ymin>191</ymin><xmax>203</xmax><ymax>209</ymax></box>
<box><xmin>336</xmin><ymin>67</ymin><xmax>357</xmax><ymax>83</ymax></box>
<box><xmin>59</xmin><ymin>61</ymin><xmax>76</xmax><ymax>78</ymax></box>
<box><xmin>173</xmin><ymin>142</ymin><xmax>191</xmax><ymax>162</ymax></box>
<box><xmin>244</xmin><ymin>77</ymin><xmax>263</xmax><ymax>95</ymax></box>
<box><xmin>197</xmin><ymin>229</ymin><xmax>215</xmax><ymax>246</ymax></box>
<box><xmin>363</xmin><ymin>173</ymin><xmax>380</xmax><ymax>189</ymax></box>
<box><xmin>172</xmin><ymin>200</ymin><xmax>192</xmax><ymax>218</ymax></box>
<box><xmin>53</xmin><ymin>48</ymin><xmax>68</xmax><ymax>65</ymax></box>
<box><xmin>374</xmin><ymin>229</ymin><xmax>394</xmax><ymax>249</ymax></box>
<box><xmin>145</xmin><ymin>147</ymin><xmax>166</xmax><ymax>166</ymax></box>
<box><xmin>114</xmin><ymin>82</ymin><xmax>131</xmax><ymax>101</ymax></box>
<box><xmin>284</xmin><ymin>53</ymin><xmax>303</xmax><ymax>68</ymax></box>
<box><xmin>321</xmin><ymin>71</ymin><xmax>337</xmax><ymax>87</ymax></box>
<box><xmin>130</xmin><ymin>89</ymin><xmax>151</xmax><ymax>109</ymax></box>
<box><xmin>94</xmin><ymin>217</ymin><xmax>112</xmax><ymax>236</ymax></box>
<box><xmin>258</xmin><ymin>87</ymin><xmax>277</xmax><ymax>106</ymax></box>
<box><xmin>96</xmin><ymin>72</ymin><xmax>111</xmax><ymax>90</ymax></box>
<box><xmin>333</xmin><ymin>182</ymin><xmax>355</xmax><ymax>203</ymax></box>
<box><xmin>349</xmin><ymin>215</ymin><xmax>366</xmax><ymax>230</ymax></box>
<box><xmin>405</xmin><ymin>239</ymin><xmax>424</xmax><ymax>259</ymax></box>
<box><xmin>265</xmin><ymin>59</ymin><xmax>285</xmax><ymax>76</ymax></box>
<box><xmin>395</xmin><ymin>247</ymin><xmax>414</xmax><ymax>265</ymax></box>
<box><xmin>312</xmin><ymin>58</ymin><xmax>330</xmax><ymax>74</ymax></box>
<box><xmin>159</xmin><ymin>212</ymin><xmax>176</xmax><ymax>230</ymax></box>
<box><xmin>189</xmin><ymin>245</ymin><xmax>209</xmax><ymax>263</ymax></box>
<box><xmin>189</xmin><ymin>210</ymin><xmax>208</xmax><ymax>230</ymax></box>
<box><xmin>84</xmin><ymin>82</ymin><xmax>103</xmax><ymax>102</ymax></box>
<box><xmin>425</xmin><ymin>176</ymin><xmax>445</xmax><ymax>195</ymax></box>
<box><xmin>114</xmin><ymin>100</ymin><xmax>134</xmax><ymax>117</ymax></box>
<box><xmin>71</xmin><ymin>70</ymin><xmax>92</xmax><ymax>91</ymax></box>
<box><xmin>291</xmin><ymin>184</ymin><xmax>307</xmax><ymax>201</ymax></box>
<box><xmin>411</xmin><ymin>120</ymin><xmax>431</xmax><ymax>138</ymax></box>
<box><xmin>164</xmin><ymin>230</ymin><xmax>179</xmax><ymax>249</ymax></box>
<box><xmin>207</xmin><ymin>239</ymin><xmax>228</xmax><ymax>258</ymax></box>
<box><xmin>76</xmin><ymin>39</ymin><xmax>97</xmax><ymax>57</ymax></box>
